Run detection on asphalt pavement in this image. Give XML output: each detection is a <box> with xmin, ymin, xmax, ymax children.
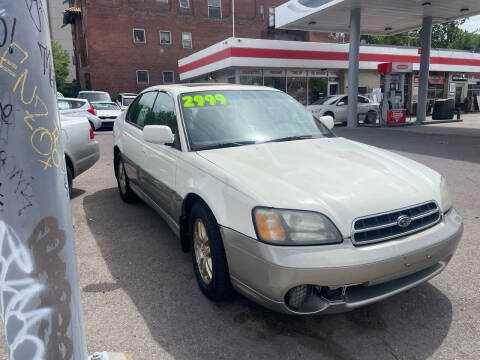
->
<box><xmin>1</xmin><ymin>118</ymin><xmax>479</xmax><ymax>359</ymax></box>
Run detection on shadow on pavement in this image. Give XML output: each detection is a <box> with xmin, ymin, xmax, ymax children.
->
<box><xmin>83</xmin><ymin>187</ymin><xmax>453</xmax><ymax>360</ymax></box>
<box><xmin>334</xmin><ymin>125</ymin><xmax>480</xmax><ymax>164</ymax></box>
<box><xmin>70</xmin><ymin>188</ymin><xmax>86</xmax><ymax>200</ymax></box>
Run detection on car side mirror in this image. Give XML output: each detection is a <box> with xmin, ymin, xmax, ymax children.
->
<box><xmin>143</xmin><ymin>125</ymin><xmax>174</xmax><ymax>145</ymax></box>
<box><xmin>319</xmin><ymin>116</ymin><xmax>334</xmax><ymax>130</ymax></box>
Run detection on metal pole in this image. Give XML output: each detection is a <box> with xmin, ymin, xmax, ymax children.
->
<box><xmin>232</xmin><ymin>0</ymin><xmax>235</xmax><ymax>37</ymax></box>
<box><xmin>0</xmin><ymin>1</ymin><xmax>87</xmax><ymax>359</ymax></box>
<box><xmin>416</xmin><ymin>16</ymin><xmax>432</xmax><ymax>123</ymax></box>
<box><xmin>347</xmin><ymin>7</ymin><xmax>361</xmax><ymax>128</ymax></box>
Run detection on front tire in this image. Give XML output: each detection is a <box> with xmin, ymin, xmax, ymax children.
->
<box><xmin>189</xmin><ymin>202</ymin><xmax>231</xmax><ymax>301</ymax></box>
<box><xmin>115</xmin><ymin>157</ymin><xmax>139</xmax><ymax>203</ymax></box>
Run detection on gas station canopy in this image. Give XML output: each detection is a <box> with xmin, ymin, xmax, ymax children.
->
<box><xmin>276</xmin><ymin>0</ymin><xmax>480</xmax><ymax>35</ymax></box>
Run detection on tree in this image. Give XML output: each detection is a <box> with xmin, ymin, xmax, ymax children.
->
<box><xmin>51</xmin><ymin>40</ymin><xmax>70</xmax><ymax>85</ymax></box>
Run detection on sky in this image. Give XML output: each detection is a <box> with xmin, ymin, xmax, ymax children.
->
<box><xmin>460</xmin><ymin>15</ymin><xmax>480</xmax><ymax>33</ymax></box>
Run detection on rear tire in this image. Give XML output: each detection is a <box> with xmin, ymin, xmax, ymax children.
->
<box><xmin>189</xmin><ymin>202</ymin><xmax>231</xmax><ymax>301</ymax></box>
<box><xmin>115</xmin><ymin>157</ymin><xmax>140</xmax><ymax>203</ymax></box>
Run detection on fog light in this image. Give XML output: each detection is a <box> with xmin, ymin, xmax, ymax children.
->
<box><xmin>286</xmin><ymin>285</ymin><xmax>312</xmax><ymax>310</ymax></box>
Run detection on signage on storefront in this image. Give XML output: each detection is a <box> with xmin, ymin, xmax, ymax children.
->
<box><xmin>452</xmin><ymin>74</ymin><xmax>468</xmax><ymax>82</ymax></box>
<box><xmin>387</xmin><ymin>109</ymin><xmax>407</xmax><ymax>124</ymax></box>
<box><xmin>378</xmin><ymin>62</ymin><xmax>413</xmax><ymax>74</ymax></box>
<box><xmin>287</xmin><ymin>70</ymin><xmax>307</xmax><ymax>77</ymax></box>
<box><xmin>239</xmin><ymin>69</ymin><xmax>262</xmax><ymax>75</ymax></box>
<box><xmin>308</xmin><ymin>70</ymin><xmax>328</xmax><ymax>77</ymax></box>
<box><xmin>449</xmin><ymin>83</ymin><xmax>456</xmax><ymax>96</ymax></box>
<box><xmin>468</xmin><ymin>74</ymin><xmax>480</xmax><ymax>83</ymax></box>
<box><xmin>264</xmin><ymin>69</ymin><xmax>286</xmax><ymax>77</ymax></box>
<box><xmin>429</xmin><ymin>72</ymin><xmax>444</xmax><ymax>85</ymax></box>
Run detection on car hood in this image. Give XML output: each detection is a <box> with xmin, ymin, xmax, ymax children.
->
<box><xmin>197</xmin><ymin>137</ymin><xmax>441</xmax><ymax>236</ymax></box>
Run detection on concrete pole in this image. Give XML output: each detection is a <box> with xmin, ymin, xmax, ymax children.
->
<box><xmin>347</xmin><ymin>7</ymin><xmax>361</xmax><ymax>128</ymax></box>
<box><xmin>0</xmin><ymin>1</ymin><xmax>87</xmax><ymax>359</ymax></box>
<box><xmin>416</xmin><ymin>16</ymin><xmax>432</xmax><ymax>123</ymax></box>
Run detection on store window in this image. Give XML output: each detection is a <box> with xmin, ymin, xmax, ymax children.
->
<box><xmin>263</xmin><ymin>69</ymin><xmax>286</xmax><ymax>92</ymax></box>
<box><xmin>268</xmin><ymin>7</ymin><xmax>275</xmax><ymax>27</ymax></box>
<box><xmin>208</xmin><ymin>0</ymin><xmax>221</xmax><ymax>18</ymax></box>
<box><xmin>260</xmin><ymin>5</ymin><xmax>265</xmax><ymax>21</ymax></box>
<box><xmin>160</xmin><ymin>31</ymin><xmax>171</xmax><ymax>45</ymax></box>
<box><xmin>427</xmin><ymin>72</ymin><xmax>445</xmax><ymax>99</ymax></box>
<box><xmin>133</xmin><ymin>28</ymin><xmax>146</xmax><ymax>44</ymax></box>
<box><xmin>307</xmin><ymin>71</ymin><xmax>328</xmax><ymax>105</ymax></box>
<box><xmin>287</xmin><ymin>70</ymin><xmax>307</xmax><ymax>105</ymax></box>
<box><xmin>239</xmin><ymin>69</ymin><xmax>262</xmax><ymax>85</ymax></box>
<box><xmin>182</xmin><ymin>32</ymin><xmax>192</xmax><ymax>49</ymax></box>
<box><xmin>179</xmin><ymin>0</ymin><xmax>189</xmax><ymax>8</ymax></box>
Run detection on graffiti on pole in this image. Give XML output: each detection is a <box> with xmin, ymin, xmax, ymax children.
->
<box><xmin>0</xmin><ymin>1</ymin><xmax>88</xmax><ymax>359</ymax></box>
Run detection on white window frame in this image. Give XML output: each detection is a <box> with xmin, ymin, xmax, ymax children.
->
<box><xmin>182</xmin><ymin>32</ymin><xmax>192</xmax><ymax>49</ymax></box>
<box><xmin>268</xmin><ymin>7</ymin><xmax>275</xmax><ymax>28</ymax></box>
<box><xmin>208</xmin><ymin>0</ymin><xmax>221</xmax><ymax>18</ymax></box>
<box><xmin>260</xmin><ymin>5</ymin><xmax>265</xmax><ymax>21</ymax></box>
<box><xmin>156</xmin><ymin>0</ymin><xmax>168</xmax><ymax>4</ymax></box>
<box><xmin>136</xmin><ymin>70</ymin><xmax>150</xmax><ymax>84</ymax></box>
<box><xmin>163</xmin><ymin>71</ymin><xmax>175</xmax><ymax>84</ymax></box>
<box><xmin>179</xmin><ymin>0</ymin><xmax>190</xmax><ymax>9</ymax></box>
<box><xmin>159</xmin><ymin>30</ymin><xmax>172</xmax><ymax>45</ymax></box>
<box><xmin>133</xmin><ymin>28</ymin><xmax>146</xmax><ymax>44</ymax></box>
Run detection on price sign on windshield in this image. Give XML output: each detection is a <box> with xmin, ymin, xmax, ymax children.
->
<box><xmin>182</xmin><ymin>94</ymin><xmax>227</xmax><ymax>108</ymax></box>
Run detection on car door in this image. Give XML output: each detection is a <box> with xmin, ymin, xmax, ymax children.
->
<box><xmin>334</xmin><ymin>96</ymin><xmax>348</xmax><ymax>122</ymax></box>
<box><xmin>121</xmin><ymin>91</ymin><xmax>158</xmax><ymax>186</ymax></box>
<box><xmin>141</xmin><ymin>91</ymin><xmax>180</xmax><ymax>221</ymax></box>
<box><xmin>358</xmin><ymin>96</ymin><xmax>370</xmax><ymax>119</ymax></box>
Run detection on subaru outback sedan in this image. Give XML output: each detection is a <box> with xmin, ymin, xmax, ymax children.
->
<box><xmin>113</xmin><ymin>84</ymin><xmax>463</xmax><ymax>315</ymax></box>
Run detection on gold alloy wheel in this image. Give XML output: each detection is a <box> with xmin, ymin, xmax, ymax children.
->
<box><xmin>118</xmin><ymin>161</ymin><xmax>127</xmax><ymax>195</ymax></box>
<box><xmin>193</xmin><ymin>219</ymin><xmax>213</xmax><ymax>285</ymax></box>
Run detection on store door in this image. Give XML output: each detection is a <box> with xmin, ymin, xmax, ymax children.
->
<box><xmin>329</xmin><ymin>83</ymin><xmax>339</xmax><ymax>96</ymax></box>
<box><xmin>455</xmin><ymin>86</ymin><xmax>463</xmax><ymax>105</ymax></box>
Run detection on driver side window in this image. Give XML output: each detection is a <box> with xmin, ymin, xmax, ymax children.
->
<box><xmin>126</xmin><ymin>92</ymin><xmax>158</xmax><ymax>129</ymax></box>
<box><xmin>338</xmin><ymin>96</ymin><xmax>348</xmax><ymax>106</ymax></box>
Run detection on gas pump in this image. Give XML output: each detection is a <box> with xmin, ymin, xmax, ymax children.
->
<box><xmin>378</xmin><ymin>62</ymin><xmax>413</xmax><ymax>125</ymax></box>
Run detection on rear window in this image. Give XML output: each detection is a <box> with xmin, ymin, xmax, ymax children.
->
<box><xmin>123</xmin><ymin>97</ymin><xmax>135</xmax><ymax>106</ymax></box>
<box><xmin>79</xmin><ymin>92</ymin><xmax>111</xmax><ymax>102</ymax></box>
<box><xmin>92</xmin><ymin>103</ymin><xmax>120</xmax><ymax>111</ymax></box>
<box><xmin>58</xmin><ymin>100</ymin><xmax>85</xmax><ymax>110</ymax></box>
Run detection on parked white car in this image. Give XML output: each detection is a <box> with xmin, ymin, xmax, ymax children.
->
<box><xmin>60</xmin><ymin>115</ymin><xmax>100</xmax><ymax>189</ymax></box>
<box><xmin>116</xmin><ymin>93</ymin><xmax>137</xmax><ymax>110</ymax></box>
<box><xmin>113</xmin><ymin>84</ymin><xmax>462</xmax><ymax>315</ymax></box>
<box><xmin>91</xmin><ymin>101</ymin><xmax>122</xmax><ymax>128</ymax></box>
<box><xmin>57</xmin><ymin>98</ymin><xmax>102</xmax><ymax>130</ymax></box>
<box><xmin>78</xmin><ymin>90</ymin><xmax>112</xmax><ymax>103</ymax></box>
<box><xmin>306</xmin><ymin>95</ymin><xmax>379</xmax><ymax>125</ymax></box>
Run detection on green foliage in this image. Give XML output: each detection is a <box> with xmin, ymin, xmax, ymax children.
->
<box><xmin>362</xmin><ymin>20</ymin><xmax>480</xmax><ymax>52</ymax></box>
<box><xmin>51</xmin><ymin>40</ymin><xmax>70</xmax><ymax>85</ymax></box>
<box><xmin>57</xmin><ymin>81</ymin><xmax>81</xmax><ymax>98</ymax></box>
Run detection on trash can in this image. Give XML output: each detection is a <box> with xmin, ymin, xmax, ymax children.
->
<box><xmin>432</xmin><ymin>99</ymin><xmax>455</xmax><ymax>120</ymax></box>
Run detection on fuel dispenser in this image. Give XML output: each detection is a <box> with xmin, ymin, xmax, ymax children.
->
<box><xmin>377</xmin><ymin>62</ymin><xmax>413</xmax><ymax>125</ymax></box>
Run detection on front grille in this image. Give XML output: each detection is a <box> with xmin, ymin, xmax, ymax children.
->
<box><xmin>99</xmin><ymin>116</ymin><xmax>117</xmax><ymax>119</ymax></box>
<box><xmin>352</xmin><ymin>201</ymin><xmax>441</xmax><ymax>246</ymax></box>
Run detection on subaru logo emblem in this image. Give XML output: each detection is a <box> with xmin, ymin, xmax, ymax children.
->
<box><xmin>397</xmin><ymin>215</ymin><xmax>412</xmax><ymax>228</ymax></box>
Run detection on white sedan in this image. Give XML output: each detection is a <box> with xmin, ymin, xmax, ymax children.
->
<box><xmin>91</xmin><ymin>101</ymin><xmax>122</xmax><ymax>128</ymax></box>
<box><xmin>306</xmin><ymin>95</ymin><xmax>379</xmax><ymax>125</ymax></box>
<box><xmin>113</xmin><ymin>84</ymin><xmax>462</xmax><ymax>315</ymax></box>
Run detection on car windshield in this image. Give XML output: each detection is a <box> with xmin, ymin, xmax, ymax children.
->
<box><xmin>180</xmin><ymin>90</ymin><xmax>334</xmax><ymax>150</ymax></box>
<box><xmin>79</xmin><ymin>92</ymin><xmax>110</xmax><ymax>102</ymax></box>
<box><xmin>123</xmin><ymin>97</ymin><xmax>135</xmax><ymax>106</ymax></box>
<box><xmin>312</xmin><ymin>95</ymin><xmax>341</xmax><ymax>106</ymax></box>
<box><xmin>92</xmin><ymin>102</ymin><xmax>120</xmax><ymax>111</ymax></box>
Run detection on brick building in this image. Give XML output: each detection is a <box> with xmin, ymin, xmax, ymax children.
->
<box><xmin>64</xmin><ymin>0</ymin><xmax>341</xmax><ymax>95</ymax></box>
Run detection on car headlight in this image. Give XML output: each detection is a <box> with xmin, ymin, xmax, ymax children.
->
<box><xmin>252</xmin><ymin>208</ymin><xmax>343</xmax><ymax>246</ymax></box>
<box><xmin>440</xmin><ymin>177</ymin><xmax>453</xmax><ymax>213</ymax></box>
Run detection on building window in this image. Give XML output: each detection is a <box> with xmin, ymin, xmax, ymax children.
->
<box><xmin>156</xmin><ymin>0</ymin><xmax>168</xmax><ymax>3</ymax></box>
<box><xmin>163</xmin><ymin>71</ymin><xmax>174</xmax><ymax>84</ymax></box>
<box><xmin>160</xmin><ymin>31</ymin><xmax>172</xmax><ymax>45</ymax></box>
<box><xmin>179</xmin><ymin>0</ymin><xmax>189</xmax><ymax>8</ymax></box>
<box><xmin>268</xmin><ymin>7</ymin><xmax>275</xmax><ymax>28</ymax></box>
<box><xmin>260</xmin><ymin>5</ymin><xmax>265</xmax><ymax>21</ymax></box>
<box><xmin>133</xmin><ymin>28</ymin><xmax>146</xmax><ymax>44</ymax></box>
<box><xmin>137</xmin><ymin>70</ymin><xmax>149</xmax><ymax>84</ymax></box>
<box><xmin>182</xmin><ymin>32</ymin><xmax>192</xmax><ymax>49</ymax></box>
<box><xmin>208</xmin><ymin>0</ymin><xmax>221</xmax><ymax>18</ymax></box>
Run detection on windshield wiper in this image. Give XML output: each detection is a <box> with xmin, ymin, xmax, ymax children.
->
<box><xmin>194</xmin><ymin>140</ymin><xmax>257</xmax><ymax>151</ymax></box>
<box><xmin>262</xmin><ymin>135</ymin><xmax>315</xmax><ymax>144</ymax></box>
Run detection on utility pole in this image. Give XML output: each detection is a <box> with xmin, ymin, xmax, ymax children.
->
<box><xmin>0</xmin><ymin>1</ymin><xmax>87</xmax><ymax>358</ymax></box>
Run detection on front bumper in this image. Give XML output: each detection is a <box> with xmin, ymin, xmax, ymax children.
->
<box><xmin>221</xmin><ymin>208</ymin><xmax>463</xmax><ymax>315</ymax></box>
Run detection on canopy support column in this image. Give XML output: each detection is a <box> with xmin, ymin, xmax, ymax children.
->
<box><xmin>347</xmin><ymin>7</ymin><xmax>361</xmax><ymax>128</ymax></box>
<box><xmin>417</xmin><ymin>16</ymin><xmax>433</xmax><ymax>123</ymax></box>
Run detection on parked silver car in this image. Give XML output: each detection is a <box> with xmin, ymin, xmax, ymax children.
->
<box><xmin>306</xmin><ymin>95</ymin><xmax>379</xmax><ymax>125</ymax></box>
<box><xmin>60</xmin><ymin>115</ymin><xmax>100</xmax><ymax>189</ymax></box>
<box><xmin>91</xmin><ymin>101</ymin><xmax>122</xmax><ymax>128</ymax></box>
<box><xmin>57</xmin><ymin>98</ymin><xmax>102</xmax><ymax>130</ymax></box>
<box><xmin>78</xmin><ymin>90</ymin><xmax>112</xmax><ymax>103</ymax></box>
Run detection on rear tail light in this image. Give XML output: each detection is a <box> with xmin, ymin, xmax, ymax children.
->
<box><xmin>89</xmin><ymin>128</ymin><xmax>95</xmax><ymax>139</ymax></box>
<box><xmin>87</xmin><ymin>105</ymin><xmax>97</xmax><ymax>116</ymax></box>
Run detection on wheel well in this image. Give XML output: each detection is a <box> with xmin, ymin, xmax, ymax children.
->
<box><xmin>65</xmin><ymin>154</ymin><xmax>74</xmax><ymax>178</ymax></box>
<box><xmin>114</xmin><ymin>146</ymin><xmax>120</xmax><ymax>178</ymax></box>
<box><xmin>180</xmin><ymin>193</ymin><xmax>212</xmax><ymax>253</ymax></box>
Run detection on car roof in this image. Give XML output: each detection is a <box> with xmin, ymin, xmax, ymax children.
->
<box><xmin>119</xmin><ymin>93</ymin><xmax>137</xmax><ymax>96</ymax></box>
<box><xmin>140</xmin><ymin>83</ymin><xmax>283</xmax><ymax>96</ymax></box>
<box><xmin>78</xmin><ymin>90</ymin><xmax>109</xmax><ymax>94</ymax></box>
<box><xmin>60</xmin><ymin>97</ymin><xmax>88</xmax><ymax>102</ymax></box>
<box><xmin>91</xmin><ymin>101</ymin><xmax>117</xmax><ymax>104</ymax></box>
